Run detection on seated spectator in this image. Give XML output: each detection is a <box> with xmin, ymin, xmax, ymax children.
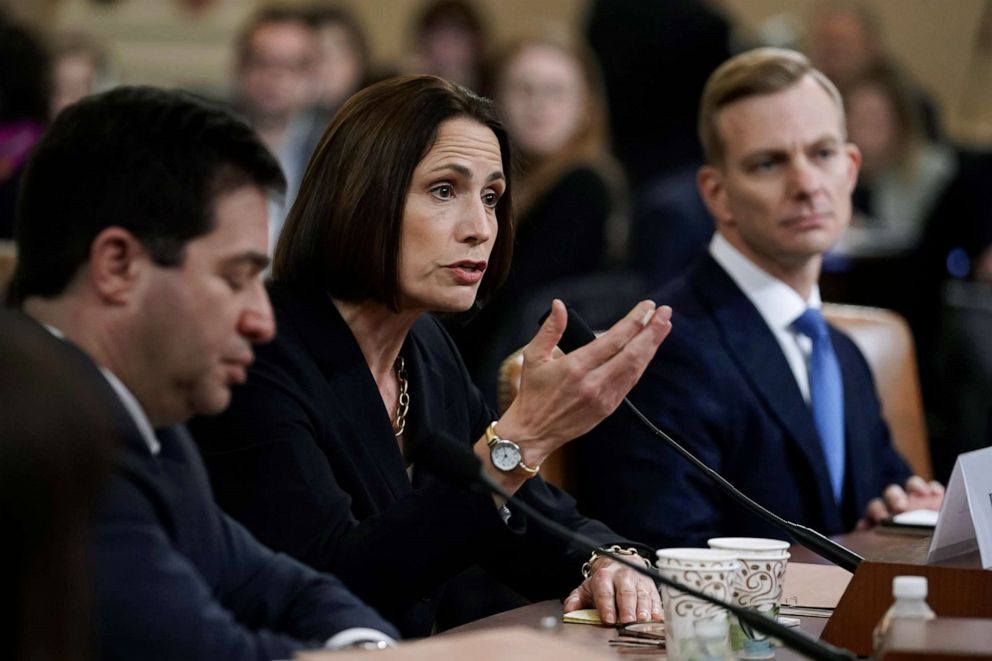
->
<box><xmin>190</xmin><ymin>75</ymin><xmax>672</xmax><ymax>638</ymax></box>
<box><xmin>448</xmin><ymin>28</ymin><xmax>626</xmax><ymax>400</ymax></box>
<box><xmin>577</xmin><ymin>48</ymin><xmax>942</xmax><ymax>549</ymax></box>
<box><xmin>2</xmin><ymin>311</ymin><xmax>117</xmax><ymax>661</ymax></box>
<box><xmin>586</xmin><ymin>0</ymin><xmax>733</xmax><ymax>188</ymax></box>
<box><xmin>49</xmin><ymin>30</ymin><xmax>115</xmax><ymax>118</ymax></box>
<box><xmin>825</xmin><ymin>63</ymin><xmax>955</xmax><ymax>385</ymax></box>
<box><xmin>830</xmin><ymin>64</ymin><xmax>992</xmax><ymax>422</ymax></box>
<box><xmin>805</xmin><ymin>0</ymin><xmax>941</xmax><ymax>139</ymax></box>
<box><xmin>404</xmin><ymin>0</ymin><xmax>490</xmax><ymax>94</ymax></box>
<box><xmin>233</xmin><ymin>5</ymin><xmax>322</xmax><ymax>247</ymax></box>
<box><xmin>302</xmin><ymin>4</ymin><xmax>371</xmax><ymax>117</ymax></box>
<box><xmin>840</xmin><ymin>63</ymin><xmax>956</xmax><ymax>260</ymax></box>
<box><xmin>8</xmin><ymin>85</ymin><xmax>397</xmax><ymax>660</ymax></box>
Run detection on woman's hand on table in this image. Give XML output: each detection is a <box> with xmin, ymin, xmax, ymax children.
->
<box><xmin>562</xmin><ymin>556</ymin><xmax>662</xmax><ymax>625</ymax></box>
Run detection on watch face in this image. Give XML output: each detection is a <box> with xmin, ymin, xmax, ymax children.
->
<box><xmin>490</xmin><ymin>440</ymin><xmax>521</xmax><ymax>472</ymax></box>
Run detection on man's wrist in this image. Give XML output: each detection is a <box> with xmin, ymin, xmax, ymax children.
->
<box><xmin>344</xmin><ymin>640</ymin><xmax>391</xmax><ymax>650</ymax></box>
<box><xmin>325</xmin><ymin>628</ymin><xmax>396</xmax><ymax>651</ymax></box>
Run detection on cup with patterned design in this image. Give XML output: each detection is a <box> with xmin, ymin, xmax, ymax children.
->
<box><xmin>656</xmin><ymin>548</ymin><xmax>740</xmax><ymax>661</ymax></box>
<box><xmin>707</xmin><ymin>538</ymin><xmax>790</xmax><ymax>658</ymax></box>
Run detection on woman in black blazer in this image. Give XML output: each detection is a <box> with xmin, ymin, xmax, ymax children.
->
<box><xmin>190</xmin><ymin>75</ymin><xmax>671</xmax><ymax>638</ymax></box>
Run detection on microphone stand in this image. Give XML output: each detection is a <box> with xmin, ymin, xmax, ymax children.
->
<box><xmin>547</xmin><ymin>304</ymin><xmax>864</xmax><ymax>572</ymax></box>
<box><xmin>622</xmin><ymin>400</ymin><xmax>864</xmax><ymax>572</ymax></box>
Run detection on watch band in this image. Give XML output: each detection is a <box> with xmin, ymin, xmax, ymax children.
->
<box><xmin>517</xmin><ymin>458</ymin><xmax>541</xmax><ymax>475</ymax></box>
<box><xmin>483</xmin><ymin>421</ymin><xmax>501</xmax><ymax>447</ymax></box>
<box><xmin>485</xmin><ymin>421</ymin><xmax>540</xmax><ymax>475</ymax></box>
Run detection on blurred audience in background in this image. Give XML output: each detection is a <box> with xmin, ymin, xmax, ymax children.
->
<box><xmin>819</xmin><ymin>58</ymin><xmax>992</xmax><ymax>477</ymax></box>
<box><xmin>233</xmin><ymin>5</ymin><xmax>321</xmax><ymax>248</ymax></box>
<box><xmin>918</xmin><ymin>147</ymin><xmax>992</xmax><ymax>480</ymax></box>
<box><xmin>404</xmin><ymin>0</ymin><xmax>490</xmax><ymax>95</ymax></box>
<box><xmin>2</xmin><ymin>310</ymin><xmax>118</xmax><ymax>661</ymax></box>
<box><xmin>2</xmin><ymin>0</ymin><xmax>992</xmax><ymax>539</ymax></box>
<box><xmin>49</xmin><ymin>30</ymin><xmax>114</xmax><ymax>117</ymax></box>
<box><xmin>843</xmin><ymin>63</ymin><xmax>956</xmax><ymax>260</ymax></box>
<box><xmin>303</xmin><ymin>4</ymin><xmax>372</xmax><ymax>118</ymax></box>
<box><xmin>448</xmin><ymin>27</ymin><xmax>629</xmax><ymax>404</ymax></box>
<box><xmin>806</xmin><ymin>0</ymin><xmax>941</xmax><ymax>139</ymax></box>
<box><xmin>587</xmin><ymin>0</ymin><xmax>734</xmax><ymax>296</ymax></box>
<box><xmin>955</xmin><ymin>1</ymin><xmax>992</xmax><ymax>146</ymax></box>
<box><xmin>0</xmin><ymin>13</ymin><xmax>50</xmax><ymax>239</ymax></box>
<box><xmin>825</xmin><ymin>61</ymin><xmax>961</xmax><ymax>349</ymax></box>
<box><xmin>586</xmin><ymin>0</ymin><xmax>734</xmax><ymax>190</ymax></box>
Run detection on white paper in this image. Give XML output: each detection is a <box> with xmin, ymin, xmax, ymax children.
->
<box><xmin>927</xmin><ymin>446</ymin><xmax>992</xmax><ymax>568</ymax></box>
<box><xmin>892</xmin><ymin>509</ymin><xmax>939</xmax><ymax>527</ymax></box>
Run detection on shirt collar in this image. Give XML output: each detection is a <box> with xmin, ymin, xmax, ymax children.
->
<box><xmin>98</xmin><ymin>367</ymin><xmax>160</xmax><ymax>455</ymax></box>
<box><xmin>708</xmin><ymin>232</ymin><xmax>821</xmax><ymax>333</ymax></box>
<box><xmin>42</xmin><ymin>323</ymin><xmax>160</xmax><ymax>456</ymax></box>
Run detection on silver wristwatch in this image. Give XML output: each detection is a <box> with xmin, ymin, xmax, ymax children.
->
<box><xmin>484</xmin><ymin>422</ymin><xmax>540</xmax><ymax>475</ymax></box>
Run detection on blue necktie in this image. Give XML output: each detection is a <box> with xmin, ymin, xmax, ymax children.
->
<box><xmin>791</xmin><ymin>308</ymin><xmax>846</xmax><ymax>503</ymax></box>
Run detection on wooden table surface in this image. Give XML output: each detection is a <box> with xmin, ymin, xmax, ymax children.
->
<box><xmin>442</xmin><ymin>530</ymin><xmax>925</xmax><ymax>660</ymax></box>
<box><xmin>301</xmin><ymin>531</ymin><xmax>937</xmax><ymax>660</ymax></box>
<box><xmin>298</xmin><ymin>530</ymin><xmax>952</xmax><ymax>660</ymax></box>
<box><xmin>788</xmin><ymin>529</ymin><xmax>932</xmax><ymax>565</ymax></box>
<box><xmin>445</xmin><ymin>598</ymin><xmax>827</xmax><ymax>660</ymax></box>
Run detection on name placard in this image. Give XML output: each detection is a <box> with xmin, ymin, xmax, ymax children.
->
<box><xmin>927</xmin><ymin>446</ymin><xmax>992</xmax><ymax>568</ymax></box>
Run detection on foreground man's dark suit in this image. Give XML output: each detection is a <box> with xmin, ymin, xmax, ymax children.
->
<box><xmin>71</xmin><ymin>340</ymin><xmax>396</xmax><ymax>660</ymax></box>
<box><xmin>191</xmin><ymin>282</ymin><xmax>638</xmax><ymax>638</ymax></box>
<box><xmin>576</xmin><ymin>254</ymin><xmax>911</xmax><ymax>548</ymax></box>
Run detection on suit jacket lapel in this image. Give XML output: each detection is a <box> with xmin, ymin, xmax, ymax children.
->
<box><xmin>269</xmin><ymin>283</ymin><xmax>413</xmax><ymax>504</ymax></box>
<box><xmin>40</xmin><ymin>319</ymin><xmax>158</xmax><ymax>463</ymax></box>
<box><xmin>403</xmin><ymin>317</ymin><xmax>460</xmax><ymax>492</ymax></box>
<box><xmin>404</xmin><ymin>324</ymin><xmax>448</xmax><ymax>440</ymax></box>
<box><xmin>689</xmin><ymin>256</ymin><xmax>840</xmax><ymax>527</ymax></box>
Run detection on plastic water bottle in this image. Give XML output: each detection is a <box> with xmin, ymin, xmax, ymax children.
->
<box><xmin>686</xmin><ymin>613</ymin><xmax>735</xmax><ymax>661</ymax></box>
<box><xmin>872</xmin><ymin>576</ymin><xmax>936</xmax><ymax>652</ymax></box>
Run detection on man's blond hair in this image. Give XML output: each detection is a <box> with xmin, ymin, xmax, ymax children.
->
<box><xmin>698</xmin><ymin>48</ymin><xmax>845</xmax><ymax>165</ymax></box>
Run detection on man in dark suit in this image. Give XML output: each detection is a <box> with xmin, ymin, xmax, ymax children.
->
<box><xmin>7</xmin><ymin>86</ymin><xmax>397</xmax><ymax>659</ymax></box>
<box><xmin>577</xmin><ymin>48</ymin><xmax>943</xmax><ymax>548</ymax></box>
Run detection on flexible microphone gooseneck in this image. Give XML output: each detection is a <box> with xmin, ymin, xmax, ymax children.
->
<box><xmin>541</xmin><ymin>304</ymin><xmax>864</xmax><ymax>573</ymax></box>
<box><xmin>416</xmin><ymin>434</ymin><xmax>857</xmax><ymax>661</ymax></box>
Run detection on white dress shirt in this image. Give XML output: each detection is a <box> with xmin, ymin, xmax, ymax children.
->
<box><xmin>43</xmin><ymin>322</ymin><xmax>160</xmax><ymax>454</ymax></box>
<box><xmin>99</xmin><ymin>366</ymin><xmax>160</xmax><ymax>455</ymax></box>
<box><xmin>708</xmin><ymin>233</ymin><xmax>822</xmax><ymax>403</ymax></box>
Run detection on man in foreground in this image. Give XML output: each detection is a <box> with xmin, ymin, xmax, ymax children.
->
<box><xmin>8</xmin><ymin>86</ymin><xmax>397</xmax><ymax>659</ymax></box>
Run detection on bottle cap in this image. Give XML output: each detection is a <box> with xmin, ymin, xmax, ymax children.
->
<box><xmin>694</xmin><ymin>612</ymin><xmax>728</xmax><ymax>640</ymax></box>
<box><xmin>893</xmin><ymin>575</ymin><xmax>928</xmax><ymax>599</ymax></box>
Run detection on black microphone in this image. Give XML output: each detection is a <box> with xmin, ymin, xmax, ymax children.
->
<box><xmin>541</xmin><ymin>304</ymin><xmax>864</xmax><ymax>573</ymax></box>
<box><xmin>415</xmin><ymin>434</ymin><xmax>856</xmax><ymax>661</ymax></box>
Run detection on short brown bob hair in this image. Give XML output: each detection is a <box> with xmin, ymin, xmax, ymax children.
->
<box><xmin>698</xmin><ymin>47</ymin><xmax>845</xmax><ymax>165</ymax></box>
<box><xmin>272</xmin><ymin>75</ymin><xmax>514</xmax><ymax>310</ymax></box>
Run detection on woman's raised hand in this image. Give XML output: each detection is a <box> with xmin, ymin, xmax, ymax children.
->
<box><xmin>494</xmin><ymin>298</ymin><xmax>672</xmax><ymax>469</ymax></box>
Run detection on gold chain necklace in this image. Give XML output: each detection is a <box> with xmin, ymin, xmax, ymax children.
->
<box><xmin>393</xmin><ymin>356</ymin><xmax>409</xmax><ymax>437</ymax></box>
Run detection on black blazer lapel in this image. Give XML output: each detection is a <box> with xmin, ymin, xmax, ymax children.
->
<box><xmin>404</xmin><ymin>324</ymin><xmax>450</xmax><ymax>436</ymax></box>
<box><xmin>689</xmin><ymin>256</ymin><xmax>839</xmax><ymax>527</ymax></box>
<box><xmin>269</xmin><ymin>283</ymin><xmax>413</xmax><ymax>504</ymax></box>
